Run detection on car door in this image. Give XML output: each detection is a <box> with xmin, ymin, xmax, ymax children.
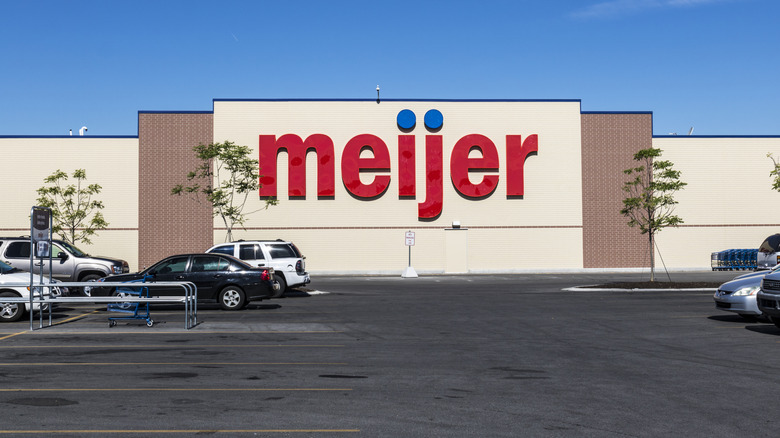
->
<box><xmin>147</xmin><ymin>256</ymin><xmax>190</xmax><ymax>296</ymax></box>
<box><xmin>49</xmin><ymin>244</ymin><xmax>76</xmax><ymax>281</ymax></box>
<box><xmin>188</xmin><ymin>255</ymin><xmax>230</xmax><ymax>300</ymax></box>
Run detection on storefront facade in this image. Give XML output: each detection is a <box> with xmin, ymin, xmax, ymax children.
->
<box><xmin>2</xmin><ymin>99</ymin><xmax>779</xmax><ymax>274</ymax></box>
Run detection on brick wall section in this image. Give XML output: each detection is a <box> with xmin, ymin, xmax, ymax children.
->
<box><xmin>581</xmin><ymin>113</ymin><xmax>652</xmax><ymax>268</ymax></box>
<box><xmin>138</xmin><ymin>112</ymin><xmax>213</xmax><ymax>269</ymax></box>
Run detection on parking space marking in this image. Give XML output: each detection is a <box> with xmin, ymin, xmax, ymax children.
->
<box><xmin>0</xmin><ymin>362</ymin><xmax>347</xmax><ymax>366</ymax></box>
<box><xmin>0</xmin><ymin>331</ymin><xmax>26</xmax><ymax>341</ymax></box>
<box><xmin>0</xmin><ymin>429</ymin><xmax>360</xmax><ymax>434</ymax></box>
<box><xmin>10</xmin><ymin>330</ymin><xmax>344</xmax><ymax>334</ymax></box>
<box><xmin>0</xmin><ymin>388</ymin><xmax>352</xmax><ymax>392</ymax></box>
<box><xmin>0</xmin><ymin>344</ymin><xmax>344</xmax><ymax>348</ymax></box>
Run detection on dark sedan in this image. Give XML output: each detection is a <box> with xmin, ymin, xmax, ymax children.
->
<box><xmin>93</xmin><ymin>253</ymin><xmax>277</xmax><ymax>310</ymax></box>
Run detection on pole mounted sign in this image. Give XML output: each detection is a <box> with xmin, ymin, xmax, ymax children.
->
<box><xmin>402</xmin><ymin>230</ymin><xmax>418</xmax><ymax>278</ymax></box>
<box><xmin>31</xmin><ymin>207</ymin><xmax>51</xmax><ymax>258</ymax></box>
<box><xmin>29</xmin><ymin>206</ymin><xmax>53</xmax><ymax>327</ymax></box>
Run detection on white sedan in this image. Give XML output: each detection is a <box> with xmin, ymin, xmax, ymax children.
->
<box><xmin>0</xmin><ymin>260</ymin><xmax>62</xmax><ymax>322</ymax></box>
<box><xmin>714</xmin><ymin>265</ymin><xmax>780</xmax><ymax>321</ymax></box>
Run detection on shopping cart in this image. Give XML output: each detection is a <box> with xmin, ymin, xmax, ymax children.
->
<box><xmin>108</xmin><ymin>276</ymin><xmax>154</xmax><ymax>327</ymax></box>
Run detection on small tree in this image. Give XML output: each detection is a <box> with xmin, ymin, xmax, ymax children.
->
<box><xmin>621</xmin><ymin>147</ymin><xmax>687</xmax><ymax>281</ymax></box>
<box><xmin>767</xmin><ymin>153</ymin><xmax>780</xmax><ymax>191</ymax></box>
<box><xmin>35</xmin><ymin>169</ymin><xmax>109</xmax><ymax>245</ymax></box>
<box><xmin>172</xmin><ymin>140</ymin><xmax>277</xmax><ymax>242</ymax></box>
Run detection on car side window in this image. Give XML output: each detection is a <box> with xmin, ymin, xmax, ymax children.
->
<box><xmin>191</xmin><ymin>255</ymin><xmax>228</xmax><ymax>272</ymax></box>
<box><xmin>5</xmin><ymin>242</ymin><xmax>31</xmax><ymax>258</ymax></box>
<box><xmin>267</xmin><ymin>244</ymin><xmax>295</xmax><ymax>259</ymax></box>
<box><xmin>155</xmin><ymin>256</ymin><xmax>189</xmax><ymax>274</ymax></box>
<box><xmin>239</xmin><ymin>244</ymin><xmax>264</xmax><ymax>260</ymax></box>
<box><xmin>209</xmin><ymin>245</ymin><xmax>235</xmax><ymax>256</ymax></box>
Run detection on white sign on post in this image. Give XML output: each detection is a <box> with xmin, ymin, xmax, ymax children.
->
<box><xmin>402</xmin><ymin>230</ymin><xmax>418</xmax><ymax>278</ymax></box>
<box><xmin>405</xmin><ymin>231</ymin><xmax>415</xmax><ymax>246</ymax></box>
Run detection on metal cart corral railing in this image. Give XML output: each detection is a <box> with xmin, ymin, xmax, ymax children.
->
<box><xmin>1</xmin><ymin>281</ymin><xmax>198</xmax><ymax>330</ymax></box>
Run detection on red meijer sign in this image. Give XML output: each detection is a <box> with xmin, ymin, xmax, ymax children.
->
<box><xmin>258</xmin><ymin>109</ymin><xmax>538</xmax><ymax>219</ymax></box>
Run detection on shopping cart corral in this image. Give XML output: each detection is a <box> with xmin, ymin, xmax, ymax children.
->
<box><xmin>0</xmin><ymin>280</ymin><xmax>198</xmax><ymax>330</ymax></box>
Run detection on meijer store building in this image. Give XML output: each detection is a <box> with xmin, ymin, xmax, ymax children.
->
<box><xmin>3</xmin><ymin>99</ymin><xmax>779</xmax><ymax>274</ymax></box>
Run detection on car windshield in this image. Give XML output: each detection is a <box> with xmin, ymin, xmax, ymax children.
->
<box><xmin>57</xmin><ymin>241</ymin><xmax>88</xmax><ymax>257</ymax></box>
<box><xmin>0</xmin><ymin>260</ymin><xmax>17</xmax><ymax>274</ymax></box>
<box><xmin>760</xmin><ymin>235</ymin><xmax>780</xmax><ymax>253</ymax></box>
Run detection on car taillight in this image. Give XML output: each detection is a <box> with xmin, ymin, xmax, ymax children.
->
<box><xmin>261</xmin><ymin>270</ymin><xmax>270</xmax><ymax>281</ymax></box>
<box><xmin>296</xmin><ymin>260</ymin><xmax>303</xmax><ymax>274</ymax></box>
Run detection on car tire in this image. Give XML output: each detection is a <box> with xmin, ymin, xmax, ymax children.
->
<box><xmin>218</xmin><ymin>286</ymin><xmax>246</xmax><ymax>311</ymax></box>
<box><xmin>79</xmin><ymin>274</ymin><xmax>103</xmax><ymax>297</ymax></box>
<box><xmin>272</xmin><ymin>275</ymin><xmax>286</xmax><ymax>298</ymax></box>
<box><xmin>772</xmin><ymin>317</ymin><xmax>780</xmax><ymax>329</ymax></box>
<box><xmin>0</xmin><ymin>292</ymin><xmax>25</xmax><ymax>322</ymax></box>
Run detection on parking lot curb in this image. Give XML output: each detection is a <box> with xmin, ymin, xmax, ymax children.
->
<box><xmin>563</xmin><ymin>286</ymin><xmax>718</xmax><ymax>292</ymax></box>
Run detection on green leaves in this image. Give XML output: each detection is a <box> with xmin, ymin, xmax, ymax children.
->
<box><xmin>621</xmin><ymin>147</ymin><xmax>686</xmax><ymax>235</ymax></box>
<box><xmin>620</xmin><ymin>147</ymin><xmax>686</xmax><ymax>281</ymax></box>
<box><xmin>171</xmin><ymin>141</ymin><xmax>277</xmax><ymax>241</ymax></box>
<box><xmin>767</xmin><ymin>153</ymin><xmax>780</xmax><ymax>192</ymax></box>
<box><xmin>35</xmin><ymin>169</ymin><xmax>108</xmax><ymax>245</ymax></box>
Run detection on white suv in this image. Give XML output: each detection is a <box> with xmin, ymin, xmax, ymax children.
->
<box><xmin>206</xmin><ymin>240</ymin><xmax>310</xmax><ymax>297</ymax></box>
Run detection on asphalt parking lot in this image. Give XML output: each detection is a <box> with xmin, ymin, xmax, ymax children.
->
<box><xmin>1</xmin><ymin>270</ymin><xmax>778</xmax><ymax>437</ymax></box>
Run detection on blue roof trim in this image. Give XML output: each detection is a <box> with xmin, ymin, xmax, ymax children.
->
<box><xmin>213</xmin><ymin>98</ymin><xmax>582</xmax><ymax>103</ymax></box>
<box><xmin>0</xmin><ymin>135</ymin><xmax>138</xmax><ymax>139</ymax></box>
<box><xmin>581</xmin><ymin>111</ymin><xmax>653</xmax><ymax>115</ymax></box>
<box><xmin>654</xmin><ymin>135</ymin><xmax>780</xmax><ymax>138</ymax></box>
<box><xmin>138</xmin><ymin>110</ymin><xmax>213</xmax><ymax>114</ymax></box>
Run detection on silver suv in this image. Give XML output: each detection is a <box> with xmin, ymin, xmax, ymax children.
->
<box><xmin>0</xmin><ymin>237</ymin><xmax>129</xmax><ymax>295</ymax></box>
<box><xmin>206</xmin><ymin>240</ymin><xmax>309</xmax><ymax>297</ymax></box>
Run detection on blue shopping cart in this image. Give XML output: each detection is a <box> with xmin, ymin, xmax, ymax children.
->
<box><xmin>108</xmin><ymin>276</ymin><xmax>154</xmax><ymax>327</ymax></box>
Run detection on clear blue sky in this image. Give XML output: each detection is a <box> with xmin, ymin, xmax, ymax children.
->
<box><xmin>1</xmin><ymin>0</ymin><xmax>777</xmax><ymax>136</ymax></box>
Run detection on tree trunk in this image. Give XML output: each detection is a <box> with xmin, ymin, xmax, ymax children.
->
<box><xmin>649</xmin><ymin>231</ymin><xmax>655</xmax><ymax>282</ymax></box>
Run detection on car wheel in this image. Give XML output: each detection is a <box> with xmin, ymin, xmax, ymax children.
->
<box><xmin>111</xmin><ymin>289</ymin><xmax>134</xmax><ymax>310</ymax></box>
<box><xmin>218</xmin><ymin>286</ymin><xmax>246</xmax><ymax>311</ymax></box>
<box><xmin>272</xmin><ymin>275</ymin><xmax>287</xmax><ymax>298</ymax></box>
<box><xmin>0</xmin><ymin>292</ymin><xmax>25</xmax><ymax>322</ymax></box>
<box><xmin>772</xmin><ymin>317</ymin><xmax>780</xmax><ymax>329</ymax></box>
<box><xmin>79</xmin><ymin>274</ymin><xmax>103</xmax><ymax>297</ymax></box>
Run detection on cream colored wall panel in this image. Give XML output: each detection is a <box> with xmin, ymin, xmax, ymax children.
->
<box><xmin>655</xmin><ymin>227</ymin><xmax>777</xmax><ymax>269</ymax></box>
<box><xmin>649</xmin><ymin>137</ymin><xmax>780</xmax><ymax>269</ymax></box>
<box><xmin>467</xmin><ymin>228</ymin><xmax>584</xmax><ymax>271</ymax></box>
<box><xmin>655</xmin><ymin>137</ymin><xmax>780</xmax><ymax>225</ymax></box>
<box><xmin>0</xmin><ymin>137</ymin><xmax>139</xmax><ymax>271</ymax></box>
<box><xmin>79</xmin><ymin>230</ymin><xmax>139</xmax><ymax>272</ymax></box>
<box><xmin>0</xmin><ymin>138</ymin><xmax>139</xmax><ymax>229</ymax></box>
<box><xmin>215</xmin><ymin>226</ymin><xmax>585</xmax><ymax>274</ymax></box>
<box><xmin>219</xmin><ymin>227</ymin><xmax>447</xmax><ymax>274</ymax></box>
<box><xmin>213</xmin><ymin>100</ymin><xmax>582</xmax><ymax>236</ymax></box>
<box><xmin>444</xmin><ymin>229</ymin><xmax>469</xmax><ymax>273</ymax></box>
<box><xmin>212</xmin><ymin>100</ymin><xmax>583</xmax><ymax>273</ymax></box>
